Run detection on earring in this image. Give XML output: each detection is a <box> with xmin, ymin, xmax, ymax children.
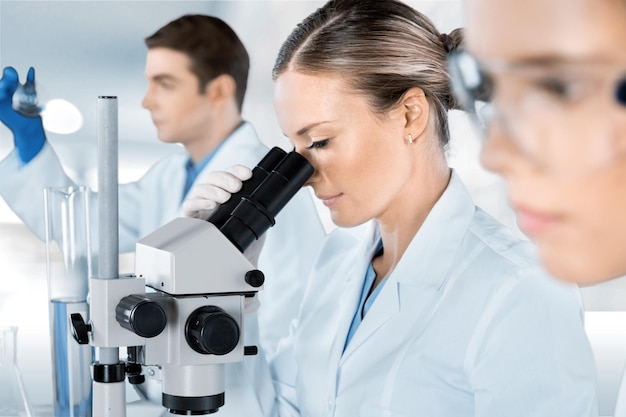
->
<box><xmin>407</xmin><ymin>133</ymin><xmax>414</xmax><ymax>144</ymax></box>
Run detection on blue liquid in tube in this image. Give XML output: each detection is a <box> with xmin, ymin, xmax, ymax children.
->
<box><xmin>50</xmin><ymin>299</ymin><xmax>92</xmax><ymax>417</ymax></box>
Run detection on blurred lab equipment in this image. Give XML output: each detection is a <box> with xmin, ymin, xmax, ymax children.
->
<box><xmin>0</xmin><ymin>326</ymin><xmax>34</xmax><ymax>417</ymax></box>
<box><xmin>6</xmin><ymin>65</ymin><xmax>82</xmax><ymax>135</ymax></box>
<box><xmin>12</xmin><ymin>67</ymin><xmax>45</xmax><ymax>117</ymax></box>
<box><xmin>44</xmin><ymin>185</ymin><xmax>93</xmax><ymax>416</ymax></box>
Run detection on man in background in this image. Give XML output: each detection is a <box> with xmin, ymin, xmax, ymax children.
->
<box><xmin>0</xmin><ymin>14</ymin><xmax>325</xmax><ymax>414</ymax></box>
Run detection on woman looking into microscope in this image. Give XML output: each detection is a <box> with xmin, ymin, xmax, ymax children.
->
<box><xmin>184</xmin><ymin>0</ymin><xmax>598</xmax><ymax>415</ymax></box>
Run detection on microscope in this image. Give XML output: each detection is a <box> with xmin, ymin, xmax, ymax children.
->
<box><xmin>70</xmin><ymin>146</ymin><xmax>313</xmax><ymax>415</ymax></box>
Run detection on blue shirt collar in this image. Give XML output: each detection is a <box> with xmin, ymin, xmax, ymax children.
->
<box><xmin>181</xmin><ymin>122</ymin><xmax>245</xmax><ymax>201</ymax></box>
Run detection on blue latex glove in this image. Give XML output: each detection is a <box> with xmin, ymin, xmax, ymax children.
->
<box><xmin>0</xmin><ymin>66</ymin><xmax>46</xmax><ymax>164</ymax></box>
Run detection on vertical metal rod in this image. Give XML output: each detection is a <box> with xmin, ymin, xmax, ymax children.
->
<box><xmin>95</xmin><ymin>96</ymin><xmax>125</xmax><ymax>417</ymax></box>
<box><xmin>98</xmin><ymin>96</ymin><xmax>119</xmax><ymax>280</ymax></box>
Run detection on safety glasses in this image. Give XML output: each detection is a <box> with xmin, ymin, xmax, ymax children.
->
<box><xmin>447</xmin><ymin>50</ymin><xmax>626</xmax><ymax>176</ymax></box>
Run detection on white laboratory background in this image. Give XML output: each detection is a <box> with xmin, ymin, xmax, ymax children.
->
<box><xmin>1</xmin><ymin>1</ymin><xmax>625</xmax><ymax>416</ymax></box>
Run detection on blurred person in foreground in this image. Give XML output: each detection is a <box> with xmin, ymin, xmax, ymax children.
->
<box><xmin>451</xmin><ymin>0</ymin><xmax>625</xmax><ymax>413</ymax></box>
<box><xmin>452</xmin><ymin>0</ymin><xmax>626</xmax><ymax>285</ymax></box>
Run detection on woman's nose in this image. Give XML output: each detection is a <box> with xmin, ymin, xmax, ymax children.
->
<box><xmin>480</xmin><ymin>120</ymin><xmax>516</xmax><ymax>175</ymax></box>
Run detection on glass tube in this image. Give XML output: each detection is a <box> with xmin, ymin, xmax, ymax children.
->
<box><xmin>44</xmin><ymin>186</ymin><xmax>94</xmax><ymax>416</ymax></box>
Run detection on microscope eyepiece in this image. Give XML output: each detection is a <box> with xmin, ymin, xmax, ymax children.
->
<box><xmin>214</xmin><ymin>150</ymin><xmax>313</xmax><ymax>252</ymax></box>
<box><xmin>207</xmin><ymin>147</ymin><xmax>287</xmax><ymax>229</ymax></box>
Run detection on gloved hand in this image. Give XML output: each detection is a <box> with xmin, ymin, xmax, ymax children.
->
<box><xmin>183</xmin><ymin>164</ymin><xmax>253</xmax><ymax>219</ymax></box>
<box><xmin>0</xmin><ymin>66</ymin><xmax>46</xmax><ymax>164</ymax></box>
<box><xmin>183</xmin><ymin>165</ymin><xmax>266</xmax><ymax>266</ymax></box>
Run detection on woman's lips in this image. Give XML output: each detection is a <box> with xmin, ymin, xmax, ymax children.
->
<box><xmin>515</xmin><ymin>206</ymin><xmax>562</xmax><ymax>236</ymax></box>
<box><xmin>318</xmin><ymin>193</ymin><xmax>343</xmax><ymax>207</ymax></box>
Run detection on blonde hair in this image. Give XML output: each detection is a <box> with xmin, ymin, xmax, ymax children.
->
<box><xmin>272</xmin><ymin>0</ymin><xmax>463</xmax><ymax>147</ymax></box>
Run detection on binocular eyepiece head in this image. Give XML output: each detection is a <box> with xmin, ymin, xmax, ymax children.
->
<box><xmin>208</xmin><ymin>147</ymin><xmax>313</xmax><ymax>252</ymax></box>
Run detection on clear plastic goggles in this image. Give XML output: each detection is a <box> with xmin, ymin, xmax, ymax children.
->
<box><xmin>448</xmin><ymin>50</ymin><xmax>626</xmax><ymax>177</ymax></box>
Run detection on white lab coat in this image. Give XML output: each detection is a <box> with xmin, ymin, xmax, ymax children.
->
<box><xmin>613</xmin><ymin>375</ymin><xmax>626</xmax><ymax>417</ymax></box>
<box><xmin>266</xmin><ymin>170</ymin><xmax>598</xmax><ymax>417</ymax></box>
<box><xmin>0</xmin><ymin>122</ymin><xmax>325</xmax><ymax>415</ymax></box>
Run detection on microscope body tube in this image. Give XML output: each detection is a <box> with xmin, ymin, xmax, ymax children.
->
<box><xmin>95</xmin><ymin>96</ymin><xmax>125</xmax><ymax>417</ymax></box>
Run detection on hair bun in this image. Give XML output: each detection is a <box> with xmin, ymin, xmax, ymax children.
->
<box><xmin>439</xmin><ymin>28</ymin><xmax>464</xmax><ymax>55</ymax></box>
<box><xmin>440</xmin><ymin>28</ymin><xmax>465</xmax><ymax>110</ymax></box>
<box><xmin>439</xmin><ymin>33</ymin><xmax>452</xmax><ymax>53</ymax></box>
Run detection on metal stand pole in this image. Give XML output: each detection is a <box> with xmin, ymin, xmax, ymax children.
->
<box><xmin>93</xmin><ymin>96</ymin><xmax>126</xmax><ymax>417</ymax></box>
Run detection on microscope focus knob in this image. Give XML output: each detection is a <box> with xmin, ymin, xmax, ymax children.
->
<box><xmin>116</xmin><ymin>294</ymin><xmax>167</xmax><ymax>338</ymax></box>
<box><xmin>245</xmin><ymin>270</ymin><xmax>265</xmax><ymax>288</ymax></box>
<box><xmin>186</xmin><ymin>306</ymin><xmax>240</xmax><ymax>355</ymax></box>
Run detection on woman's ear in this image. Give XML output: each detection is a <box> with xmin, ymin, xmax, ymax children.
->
<box><xmin>204</xmin><ymin>74</ymin><xmax>237</xmax><ymax>106</ymax></box>
<box><xmin>401</xmin><ymin>87</ymin><xmax>429</xmax><ymax>139</ymax></box>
